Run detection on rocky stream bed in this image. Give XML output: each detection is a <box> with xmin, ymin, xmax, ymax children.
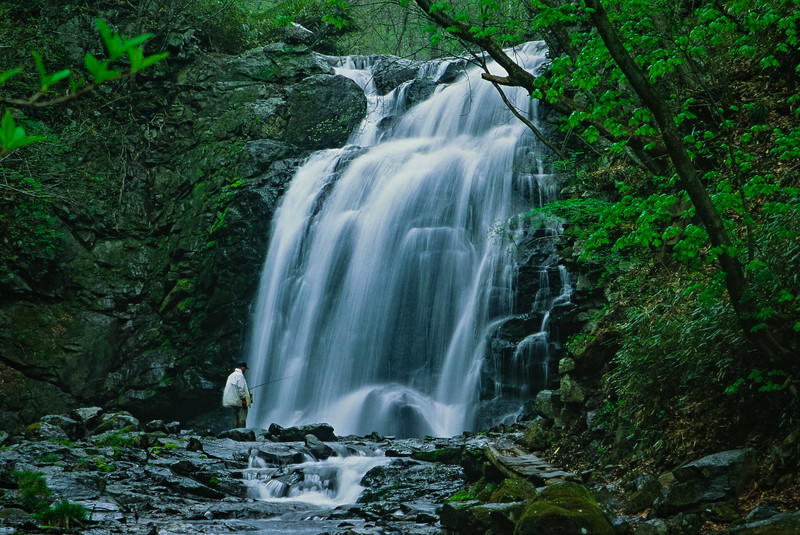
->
<box><xmin>1</xmin><ymin>408</ymin><xmax>799</xmax><ymax>534</ymax></box>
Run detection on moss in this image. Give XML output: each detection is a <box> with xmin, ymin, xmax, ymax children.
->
<box><xmin>514</xmin><ymin>482</ymin><xmax>613</xmax><ymax>535</ymax></box>
<box><xmin>489</xmin><ymin>479</ymin><xmax>539</xmax><ymax>504</ymax></box>
<box><xmin>412</xmin><ymin>446</ymin><xmax>463</xmax><ymax>464</ymax></box>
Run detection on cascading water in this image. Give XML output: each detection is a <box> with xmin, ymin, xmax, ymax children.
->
<box><xmin>246</xmin><ymin>42</ymin><xmax>567</xmax><ymax>438</ymax></box>
<box><xmin>244</xmin><ymin>443</ymin><xmax>388</xmax><ymax>506</ymax></box>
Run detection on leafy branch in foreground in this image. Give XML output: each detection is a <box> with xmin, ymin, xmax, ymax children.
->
<box><xmin>0</xmin><ymin>18</ymin><xmax>168</xmax><ymax>155</ymax></box>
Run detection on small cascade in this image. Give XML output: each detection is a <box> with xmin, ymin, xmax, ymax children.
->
<box><xmin>244</xmin><ymin>445</ymin><xmax>388</xmax><ymax>506</ymax></box>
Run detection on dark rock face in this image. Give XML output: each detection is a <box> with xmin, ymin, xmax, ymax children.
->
<box><xmin>654</xmin><ymin>449</ymin><xmax>758</xmax><ymax>515</ymax></box>
<box><xmin>0</xmin><ymin>42</ymin><xmax>367</xmax><ymax>433</ymax></box>
<box><xmin>478</xmin><ymin>216</ymin><xmax>582</xmax><ymax>427</ymax></box>
<box><xmin>269</xmin><ymin>422</ymin><xmax>337</xmax><ymax>442</ymax></box>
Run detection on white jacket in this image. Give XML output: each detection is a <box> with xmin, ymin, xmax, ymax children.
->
<box><xmin>222</xmin><ymin>369</ymin><xmax>251</xmax><ymax>408</ymax></box>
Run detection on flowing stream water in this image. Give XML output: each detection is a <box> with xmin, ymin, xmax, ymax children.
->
<box><xmin>245</xmin><ymin>42</ymin><xmax>565</xmax><ymax>439</ymax></box>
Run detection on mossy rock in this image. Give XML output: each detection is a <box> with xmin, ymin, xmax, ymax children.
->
<box><xmin>489</xmin><ymin>478</ymin><xmax>539</xmax><ymax>503</ymax></box>
<box><xmin>514</xmin><ymin>482</ymin><xmax>614</xmax><ymax>535</ymax></box>
<box><xmin>412</xmin><ymin>446</ymin><xmax>463</xmax><ymax>465</ymax></box>
<box><xmin>25</xmin><ymin>421</ymin><xmax>68</xmax><ymax>442</ymax></box>
<box><xmin>95</xmin><ymin>412</ymin><xmax>140</xmax><ymax>434</ymax></box>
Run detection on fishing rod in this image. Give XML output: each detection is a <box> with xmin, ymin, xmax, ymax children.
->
<box><xmin>249</xmin><ymin>375</ymin><xmax>298</xmax><ymax>390</ymax></box>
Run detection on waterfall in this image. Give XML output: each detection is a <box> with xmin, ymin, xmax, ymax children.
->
<box><xmin>246</xmin><ymin>42</ymin><xmax>563</xmax><ymax>438</ymax></box>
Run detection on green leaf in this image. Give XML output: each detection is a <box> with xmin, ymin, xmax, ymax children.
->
<box><xmin>84</xmin><ymin>53</ymin><xmax>102</xmax><ymax>77</ymax></box>
<box><xmin>85</xmin><ymin>53</ymin><xmax>121</xmax><ymax>83</ymax></box>
<box><xmin>0</xmin><ymin>68</ymin><xmax>21</xmax><ymax>85</ymax></box>
<box><xmin>32</xmin><ymin>51</ymin><xmax>47</xmax><ymax>80</ymax></box>
<box><xmin>98</xmin><ymin>18</ymin><xmax>125</xmax><ymax>61</ymax></box>
<box><xmin>0</xmin><ymin>110</ymin><xmax>46</xmax><ymax>153</ymax></box>
<box><xmin>139</xmin><ymin>52</ymin><xmax>169</xmax><ymax>71</ymax></box>
<box><xmin>31</xmin><ymin>51</ymin><xmax>70</xmax><ymax>91</ymax></box>
<box><xmin>123</xmin><ymin>33</ymin><xmax>154</xmax><ymax>50</ymax></box>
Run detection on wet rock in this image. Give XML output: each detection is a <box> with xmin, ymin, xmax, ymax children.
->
<box><xmin>623</xmin><ymin>474</ymin><xmax>661</xmax><ymax>513</ymax></box>
<box><xmin>436</xmin><ymin>499</ymin><xmax>484</xmax><ymax>534</ymax></box>
<box><xmin>534</xmin><ymin>390</ymin><xmax>560</xmax><ymax>420</ymax></box>
<box><xmin>746</xmin><ymin>506</ymin><xmax>782</xmax><ymax>520</ymax></box>
<box><xmin>371</xmin><ymin>56</ymin><xmax>422</xmax><ymax>95</ymax></box>
<box><xmin>306</xmin><ymin>434</ymin><xmax>336</xmax><ymax>460</ymax></box>
<box><xmin>46</xmin><ymin>470</ymin><xmax>107</xmax><ymax>501</ymax></box>
<box><xmin>95</xmin><ymin>411</ymin><xmax>140</xmax><ymax>433</ymax></box>
<box><xmin>25</xmin><ymin>421</ymin><xmax>68</xmax><ymax>442</ymax></box>
<box><xmin>197</xmin><ymin>437</ymin><xmax>254</xmax><ymax>462</ymax></box>
<box><xmin>654</xmin><ymin>449</ymin><xmax>758</xmax><ymax>515</ymax></box>
<box><xmin>145</xmin><ymin>419</ymin><xmax>178</xmax><ymax>434</ymax></box>
<box><xmin>269</xmin><ymin>422</ymin><xmax>337</xmax><ymax>442</ymax></box>
<box><xmin>253</xmin><ymin>443</ymin><xmax>307</xmax><ymax>466</ymax></box>
<box><xmin>359</xmin><ymin>458</ymin><xmax>466</xmax><ymax>512</ymax></box>
<box><xmin>40</xmin><ymin>414</ymin><xmax>81</xmax><ymax>440</ymax></box>
<box><xmin>218</xmin><ymin>428</ymin><xmax>257</xmax><ymax>442</ymax></box>
<box><xmin>732</xmin><ymin>511</ymin><xmax>800</xmax><ymax>534</ymax></box>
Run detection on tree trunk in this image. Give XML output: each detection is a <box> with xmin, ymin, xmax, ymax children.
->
<box><xmin>583</xmin><ymin>0</ymin><xmax>785</xmax><ymax>359</ymax></box>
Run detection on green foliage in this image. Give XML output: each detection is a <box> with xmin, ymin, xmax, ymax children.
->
<box><xmin>149</xmin><ymin>441</ymin><xmax>179</xmax><ymax>456</ymax></box>
<box><xmin>0</xmin><ymin>109</ymin><xmax>45</xmax><ymax>153</ymax></box>
<box><xmin>94</xmin><ymin>458</ymin><xmax>116</xmax><ymax>472</ymax></box>
<box><xmin>0</xmin><ymin>168</ymin><xmax>64</xmax><ymax>284</ymax></box>
<box><xmin>0</xmin><ymin>18</ymin><xmax>168</xmax><ymax>154</ymax></box>
<box><xmin>96</xmin><ymin>432</ymin><xmax>133</xmax><ymax>448</ymax></box>
<box><xmin>210</xmin><ymin>174</ymin><xmax>243</xmax><ymax>235</ymax></box>
<box><xmin>12</xmin><ymin>471</ymin><xmax>52</xmax><ymax>512</ymax></box>
<box><xmin>189</xmin><ymin>0</ymin><xmax>356</xmax><ymax>54</ymax></box>
<box><xmin>37</xmin><ymin>454</ymin><xmax>60</xmax><ymax>464</ymax></box>
<box><xmin>445</xmin><ymin>477</ymin><xmax>499</xmax><ymax>502</ymax></box>
<box><xmin>605</xmin><ymin>288</ymin><xmax>752</xmax><ymax>458</ymax></box>
<box><xmin>32</xmin><ymin>500</ymin><xmax>88</xmax><ymax>528</ymax></box>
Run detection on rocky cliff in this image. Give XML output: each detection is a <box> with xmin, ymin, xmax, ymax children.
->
<box><xmin>0</xmin><ymin>23</ymin><xmax>366</xmax><ymax>433</ymax></box>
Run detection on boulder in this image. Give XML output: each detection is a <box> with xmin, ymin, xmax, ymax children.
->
<box><xmin>559</xmin><ymin>374</ymin><xmax>585</xmax><ymax>403</ymax></box>
<box><xmin>623</xmin><ymin>475</ymin><xmax>661</xmax><ymax>514</ymax></box>
<box><xmin>283</xmin><ymin>74</ymin><xmax>367</xmax><ymax>150</ymax></box>
<box><xmin>514</xmin><ymin>481</ymin><xmax>614</xmax><ymax>535</ymax></box>
<box><xmin>489</xmin><ymin>479</ymin><xmax>539</xmax><ymax>503</ymax></box>
<box><xmin>70</xmin><ymin>407</ymin><xmax>103</xmax><ymax>430</ymax></box>
<box><xmin>305</xmin><ymin>434</ymin><xmax>336</xmax><ymax>460</ymax></box>
<box><xmin>437</xmin><ymin>499</ymin><xmax>485</xmax><ymax>535</ymax></box>
<box><xmin>534</xmin><ymin>390</ymin><xmax>560</xmax><ymax>421</ymax></box>
<box><xmin>25</xmin><ymin>421</ymin><xmax>68</xmax><ymax>442</ymax></box>
<box><xmin>371</xmin><ymin>56</ymin><xmax>422</xmax><ymax>95</ymax></box>
<box><xmin>439</xmin><ymin>500</ymin><xmax>527</xmax><ymax>535</ymax></box>
<box><xmin>95</xmin><ymin>411</ymin><xmax>140</xmax><ymax>434</ymax></box>
<box><xmin>268</xmin><ymin>423</ymin><xmax>337</xmax><ymax>442</ymax></box>
<box><xmin>217</xmin><ymin>428</ymin><xmax>257</xmax><ymax>442</ymax></box>
<box><xmin>284</xmin><ymin>23</ymin><xmax>314</xmax><ymax>45</ymax></box>
<box><xmin>654</xmin><ymin>449</ymin><xmax>758</xmax><ymax>515</ymax></box>
<box><xmin>732</xmin><ymin>511</ymin><xmax>800</xmax><ymax>535</ymax></box>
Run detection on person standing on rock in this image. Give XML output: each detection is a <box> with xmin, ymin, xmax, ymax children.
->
<box><xmin>222</xmin><ymin>362</ymin><xmax>252</xmax><ymax>428</ymax></box>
